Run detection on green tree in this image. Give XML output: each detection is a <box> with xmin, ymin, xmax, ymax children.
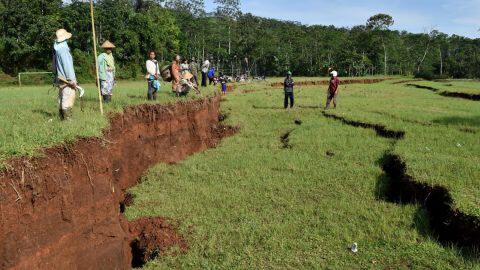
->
<box><xmin>367</xmin><ymin>13</ymin><xmax>394</xmax><ymax>75</ymax></box>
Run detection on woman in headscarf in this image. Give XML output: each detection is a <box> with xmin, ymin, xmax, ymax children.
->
<box><xmin>98</xmin><ymin>41</ymin><xmax>116</xmax><ymax>103</ymax></box>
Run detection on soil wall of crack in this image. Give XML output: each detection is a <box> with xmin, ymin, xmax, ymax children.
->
<box><xmin>0</xmin><ymin>97</ymin><xmax>235</xmax><ymax>270</ymax></box>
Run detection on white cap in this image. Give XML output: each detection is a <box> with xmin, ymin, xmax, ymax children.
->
<box><xmin>330</xmin><ymin>71</ymin><xmax>338</xmax><ymax>77</ymax></box>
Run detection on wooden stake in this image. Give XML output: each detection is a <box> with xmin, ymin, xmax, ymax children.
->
<box><xmin>90</xmin><ymin>0</ymin><xmax>104</xmax><ymax>115</ymax></box>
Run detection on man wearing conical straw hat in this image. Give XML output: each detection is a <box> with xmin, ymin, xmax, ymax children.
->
<box><xmin>53</xmin><ymin>29</ymin><xmax>78</xmax><ymax>120</ymax></box>
<box><xmin>98</xmin><ymin>40</ymin><xmax>116</xmax><ymax>103</ymax></box>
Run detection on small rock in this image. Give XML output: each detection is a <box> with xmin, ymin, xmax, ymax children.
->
<box><xmin>350</xmin><ymin>243</ymin><xmax>358</xmax><ymax>253</ymax></box>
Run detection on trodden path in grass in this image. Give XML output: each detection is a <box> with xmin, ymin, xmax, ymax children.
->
<box><xmin>0</xmin><ymin>96</ymin><xmax>236</xmax><ymax>269</ymax></box>
<box><xmin>126</xmin><ymin>79</ymin><xmax>479</xmax><ymax>269</ymax></box>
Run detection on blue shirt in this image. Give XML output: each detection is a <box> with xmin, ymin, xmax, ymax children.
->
<box><xmin>53</xmin><ymin>41</ymin><xmax>76</xmax><ymax>82</ymax></box>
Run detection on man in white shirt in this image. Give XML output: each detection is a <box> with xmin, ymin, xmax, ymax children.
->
<box><xmin>146</xmin><ymin>51</ymin><xmax>160</xmax><ymax>100</ymax></box>
<box><xmin>201</xmin><ymin>59</ymin><xmax>210</xmax><ymax>87</ymax></box>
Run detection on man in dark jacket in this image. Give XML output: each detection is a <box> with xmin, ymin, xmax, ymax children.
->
<box><xmin>284</xmin><ymin>71</ymin><xmax>295</xmax><ymax>109</ymax></box>
<box><xmin>325</xmin><ymin>70</ymin><xmax>340</xmax><ymax>109</ymax></box>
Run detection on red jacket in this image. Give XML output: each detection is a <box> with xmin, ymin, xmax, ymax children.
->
<box><xmin>328</xmin><ymin>77</ymin><xmax>340</xmax><ymax>94</ymax></box>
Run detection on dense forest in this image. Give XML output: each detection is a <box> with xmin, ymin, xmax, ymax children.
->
<box><xmin>0</xmin><ymin>0</ymin><xmax>479</xmax><ymax>81</ymax></box>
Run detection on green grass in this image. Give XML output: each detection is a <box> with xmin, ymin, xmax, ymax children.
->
<box><xmin>0</xmin><ymin>81</ymin><xmax>216</xmax><ymax>165</ymax></box>
<box><xmin>1</xmin><ymin>77</ymin><xmax>479</xmax><ymax>268</ymax></box>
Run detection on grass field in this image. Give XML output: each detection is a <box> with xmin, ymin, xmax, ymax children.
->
<box><xmin>1</xmin><ymin>78</ymin><xmax>479</xmax><ymax>268</ymax></box>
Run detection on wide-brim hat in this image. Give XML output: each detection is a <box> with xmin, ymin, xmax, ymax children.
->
<box><xmin>101</xmin><ymin>40</ymin><xmax>116</xmax><ymax>49</ymax></box>
<box><xmin>56</xmin><ymin>29</ymin><xmax>72</xmax><ymax>43</ymax></box>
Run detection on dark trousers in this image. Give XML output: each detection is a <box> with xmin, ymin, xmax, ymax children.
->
<box><xmin>325</xmin><ymin>92</ymin><xmax>338</xmax><ymax>109</ymax></box>
<box><xmin>193</xmin><ymin>75</ymin><xmax>199</xmax><ymax>87</ymax></box>
<box><xmin>284</xmin><ymin>92</ymin><xmax>294</xmax><ymax>108</ymax></box>
<box><xmin>147</xmin><ymin>81</ymin><xmax>157</xmax><ymax>100</ymax></box>
<box><xmin>201</xmin><ymin>72</ymin><xmax>207</xmax><ymax>87</ymax></box>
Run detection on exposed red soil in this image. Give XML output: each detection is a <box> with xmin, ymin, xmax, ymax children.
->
<box><xmin>129</xmin><ymin>217</ymin><xmax>187</xmax><ymax>268</ymax></box>
<box><xmin>0</xmin><ymin>96</ymin><xmax>236</xmax><ymax>269</ymax></box>
<box><xmin>270</xmin><ymin>78</ymin><xmax>390</xmax><ymax>88</ymax></box>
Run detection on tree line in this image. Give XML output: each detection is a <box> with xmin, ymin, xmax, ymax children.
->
<box><xmin>0</xmin><ymin>0</ymin><xmax>479</xmax><ymax>81</ymax></box>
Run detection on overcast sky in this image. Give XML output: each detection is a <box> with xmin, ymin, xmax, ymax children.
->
<box><xmin>205</xmin><ymin>0</ymin><xmax>480</xmax><ymax>38</ymax></box>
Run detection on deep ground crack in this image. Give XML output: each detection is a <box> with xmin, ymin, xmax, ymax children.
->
<box><xmin>379</xmin><ymin>154</ymin><xmax>480</xmax><ymax>254</ymax></box>
<box><xmin>322</xmin><ymin>111</ymin><xmax>479</xmax><ymax>255</ymax></box>
<box><xmin>322</xmin><ymin>112</ymin><xmax>405</xmax><ymax>139</ymax></box>
<box><xmin>406</xmin><ymin>84</ymin><xmax>480</xmax><ymax>101</ymax></box>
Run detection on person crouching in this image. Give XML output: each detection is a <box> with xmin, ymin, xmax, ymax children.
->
<box><xmin>284</xmin><ymin>71</ymin><xmax>295</xmax><ymax>109</ymax></box>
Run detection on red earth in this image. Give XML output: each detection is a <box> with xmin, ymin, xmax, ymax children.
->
<box><xmin>0</xmin><ymin>96</ymin><xmax>236</xmax><ymax>269</ymax></box>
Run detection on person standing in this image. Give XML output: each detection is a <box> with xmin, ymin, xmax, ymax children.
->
<box><xmin>208</xmin><ymin>66</ymin><xmax>216</xmax><ymax>85</ymax></box>
<box><xmin>284</xmin><ymin>71</ymin><xmax>295</xmax><ymax>109</ymax></box>
<box><xmin>145</xmin><ymin>51</ymin><xmax>160</xmax><ymax>100</ymax></box>
<box><xmin>171</xmin><ymin>55</ymin><xmax>182</xmax><ymax>94</ymax></box>
<box><xmin>53</xmin><ymin>29</ymin><xmax>78</xmax><ymax>121</ymax></box>
<box><xmin>201</xmin><ymin>58</ymin><xmax>210</xmax><ymax>87</ymax></box>
<box><xmin>325</xmin><ymin>70</ymin><xmax>340</xmax><ymax>109</ymax></box>
<box><xmin>180</xmin><ymin>58</ymin><xmax>190</xmax><ymax>74</ymax></box>
<box><xmin>189</xmin><ymin>57</ymin><xmax>199</xmax><ymax>87</ymax></box>
<box><xmin>98</xmin><ymin>40</ymin><xmax>116</xmax><ymax>103</ymax></box>
<box><xmin>219</xmin><ymin>72</ymin><xmax>227</xmax><ymax>95</ymax></box>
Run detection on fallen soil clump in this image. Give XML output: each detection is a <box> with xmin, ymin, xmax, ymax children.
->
<box><xmin>380</xmin><ymin>154</ymin><xmax>480</xmax><ymax>252</ymax></box>
<box><xmin>322</xmin><ymin>112</ymin><xmax>405</xmax><ymax>139</ymax></box>
<box><xmin>0</xmin><ymin>96</ymin><xmax>236</xmax><ymax>269</ymax></box>
<box><xmin>129</xmin><ymin>217</ymin><xmax>187</xmax><ymax>268</ymax></box>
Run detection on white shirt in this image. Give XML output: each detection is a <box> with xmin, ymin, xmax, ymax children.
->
<box><xmin>201</xmin><ymin>60</ymin><xmax>210</xmax><ymax>73</ymax></box>
<box><xmin>146</xmin><ymin>59</ymin><xmax>159</xmax><ymax>79</ymax></box>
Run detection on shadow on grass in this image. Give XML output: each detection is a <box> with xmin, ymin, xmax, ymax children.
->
<box><xmin>298</xmin><ymin>105</ymin><xmax>320</xmax><ymax>109</ymax></box>
<box><xmin>32</xmin><ymin>109</ymin><xmax>56</xmax><ymax>118</ymax></box>
<box><xmin>433</xmin><ymin>116</ymin><xmax>480</xmax><ymax>128</ymax></box>
<box><xmin>252</xmin><ymin>105</ymin><xmax>285</xmax><ymax>110</ymax></box>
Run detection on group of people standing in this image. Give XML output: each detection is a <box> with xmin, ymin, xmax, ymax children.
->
<box><xmin>52</xmin><ymin>28</ymin><xmax>226</xmax><ymax>120</ymax></box>
<box><xmin>283</xmin><ymin>68</ymin><xmax>340</xmax><ymax>110</ymax></box>
<box><xmin>53</xmin><ymin>27</ymin><xmax>339</xmax><ymax>122</ymax></box>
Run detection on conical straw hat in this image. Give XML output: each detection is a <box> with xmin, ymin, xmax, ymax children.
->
<box><xmin>56</xmin><ymin>29</ymin><xmax>72</xmax><ymax>43</ymax></box>
<box><xmin>101</xmin><ymin>40</ymin><xmax>116</xmax><ymax>49</ymax></box>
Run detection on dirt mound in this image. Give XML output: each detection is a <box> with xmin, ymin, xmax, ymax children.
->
<box><xmin>270</xmin><ymin>78</ymin><xmax>389</xmax><ymax>88</ymax></box>
<box><xmin>380</xmin><ymin>154</ymin><xmax>480</xmax><ymax>252</ymax></box>
<box><xmin>0</xmin><ymin>96</ymin><xmax>236</xmax><ymax>269</ymax></box>
<box><xmin>129</xmin><ymin>217</ymin><xmax>187</xmax><ymax>268</ymax></box>
<box><xmin>322</xmin><ymin>112</ymin><xmax>405</xmax><ymax>139</ymax></box>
